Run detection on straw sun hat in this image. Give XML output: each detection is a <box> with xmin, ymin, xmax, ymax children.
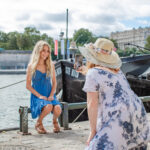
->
<box><xmin>79</xmin><ymin>38</ymin><xmax>122</xmax><ymax>69</ymax></box>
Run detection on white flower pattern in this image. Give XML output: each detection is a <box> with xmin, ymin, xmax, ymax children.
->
<box><xmin>83</xmin><ymin>68</ymin><xmax>150</xmax><ymax>150</ymax></box>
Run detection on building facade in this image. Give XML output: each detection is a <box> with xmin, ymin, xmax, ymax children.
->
<box><xmin>0</xmin><ymin>50</ymin><xmax>32</xmax><ymax>69</ymax></box>
<box><xmin>110</xmin><ymin>27</ymin><xmax>150</xmax><ymax>50</ymax></box>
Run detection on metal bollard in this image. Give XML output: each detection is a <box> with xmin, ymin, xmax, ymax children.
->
<box><xmin>19</xmin><ymin>106</ymin><xmax>23</xmax><ymax>132</ymax></box>
<box><xmin>19</xmin><ymin>106</ymin><xmax>29</xmax><ymax>134</ymax></box>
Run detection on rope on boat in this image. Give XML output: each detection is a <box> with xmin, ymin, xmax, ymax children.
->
<box><xmin>72</xmin><ymin>107</ymin><xmax>87</xmax><ymax>123</ymax></box>
<box><xmin>0</xmin><ymin>79</ymin><xmax>26</xmax><ymax>89</ymax></box>
<box><xmin>0</xmin><ymin>127</ymin><xmax>19</xmax><ymax>133</ymax></box>
<box><xmin>0</xmin><ymin>80</ymin><xmax>87</xmax><ymax>125</ymax></box>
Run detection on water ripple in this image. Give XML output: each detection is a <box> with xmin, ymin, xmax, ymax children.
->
<box><xmin>0</xmin><ymin>75</ymin><xmax>52</xmax><ymax>129</ymax></box>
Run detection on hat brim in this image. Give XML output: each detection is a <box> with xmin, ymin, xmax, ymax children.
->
<box><xmin>79</xmin><ymin>46</ymin><xmax>122</xmax><ymax>69</ymax></box>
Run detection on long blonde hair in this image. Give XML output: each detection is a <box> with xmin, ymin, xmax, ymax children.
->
<box><xmin>28</xmin><ymin>40</ymin><xmax>53</xmax><ymax>78</ymax></box>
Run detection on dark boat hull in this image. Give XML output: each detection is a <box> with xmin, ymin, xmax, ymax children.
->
<box><xmin>55</xmin><ymin>60</ymin><xmax>87</xmax><ymax>122</ymax></box>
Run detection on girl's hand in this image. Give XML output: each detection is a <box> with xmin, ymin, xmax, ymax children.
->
<box><xmin>86</xmin><ymin>130</ymin><xmax>96</xmax><ymax>146</ymax></box>
<box><xmin>48</xmin><ymin>96</ymin><xmax>54</xmax><ymax>101</ymax></box>
<box><xmin>39</xmin><ymin>95</ymin><xmax>48</xmax><ymax>101</ymax></box>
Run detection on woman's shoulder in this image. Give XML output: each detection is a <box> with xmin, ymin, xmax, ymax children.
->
<box><xmin>93</xmin><ymin>66</ymin><xmax>122</xmax><ymax>75</ymax></box>
<box><xmin>87</xmin><ymin>68</ymin><xmax>99</xmax><ymax>76</ymax></box>
<box><xmin>87</xmin><ymin>67</ymin><xmax>106</xmax><ymax>74</ymax></box>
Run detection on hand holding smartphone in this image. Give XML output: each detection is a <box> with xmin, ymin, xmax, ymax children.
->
<box><xmin>75</xmin><ymin>54</ymin><xmax>83</xmax><ymax>71</ymax></box>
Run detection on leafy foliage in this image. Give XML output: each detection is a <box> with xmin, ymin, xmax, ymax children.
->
<box><xmin>73</xmin><ymin>28</ymin><xmax>96</xmax><ymax>45</ymax></box>
<box><xmin>1</xmin><ymin>27</ymin><xmax>150</xmax><ymax>60</ymax></box>
<box><xmin>145</xmin><ymin>36</ymin><xmax>150</xmax><ymax>50</ymax></box>
<box><xmin>0</xmin><ymin>27</ymin><xmax>54</xmax><ymax>50</ymax></box>
<box><xmin>116</xmin><ymin>47</ymin><xmax>150</xmax><ymax>57</ymax></box>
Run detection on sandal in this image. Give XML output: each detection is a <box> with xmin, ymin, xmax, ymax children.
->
<box><xmin>35</xmin><ymin>122</ymin><xmax>47</xmax><ymax>134</ymax></box>
<box><xmin>53</xmin><ymin>119</ymin><xmax>60</xmax><ymax>133</ymax></box>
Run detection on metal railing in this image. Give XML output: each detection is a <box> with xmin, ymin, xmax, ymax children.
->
<box><xmin>18</xmin><ymin>96</ymin><xmax>150</xmax><ymax>135</ymax></box>
<box><xmin>19</xmin><ymin>101</ymin><xmax>87</xmax><ymax>134</ymax></box>
<box><xmin>140</xmin><ymin>96</ymin><xmax>150</xmax><ymax>102</ymax></box>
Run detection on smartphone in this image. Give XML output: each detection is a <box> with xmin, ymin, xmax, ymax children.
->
<box><xmin>75</xmin><ymin>54</ymin><xmax>83</xmax><ymax>70</ymax></box>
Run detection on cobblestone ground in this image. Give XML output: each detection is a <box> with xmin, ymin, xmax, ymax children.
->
<box><xmin>0</xmin><ymin>114</ymin><xmax>150</xmax><ymax>150</ymax></box>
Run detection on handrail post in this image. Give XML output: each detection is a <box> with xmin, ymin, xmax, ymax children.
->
<box><xmin>59</xmin><ymin>102</ymin><xmax>69</xmax><ymax>130</ymax></box>
<box><xmin>58</xmin><ymin>104</ymin><xmax>63</xmax><ymax>127</ymax></box>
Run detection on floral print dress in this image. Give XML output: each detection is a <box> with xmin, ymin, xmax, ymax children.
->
<box><xmin>83</xmin><ymin>68</ymin><xmax>150</xmax><ymax>150</ymax></box>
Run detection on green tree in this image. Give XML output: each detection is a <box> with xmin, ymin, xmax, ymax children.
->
<box><xmin>0</xmin><ymin>26</ymin><xmax>54</xmax><ymax>51</ymax></box>
<box><xmin>24</xmin><ymin>27</ymin><xmax>41</xmax><ymax>46</ymax></box>
<box><xmin>73</xmin><ymin>28</ymin><xmax>94</xmax><ymax>45</ymax></box>
<box><xmin>0</xmin><ymin>31</ymin><xmax>8</xmax><ymax>42</ymax></box>
<box><xmin>116</xmin><ymin>47</ymin><xmax>150</xmax><ymax>57</ymax></box>
<box><xmin>41</xmin><ymin>33</ymin><xmax>54</xmax><ymax>48</ymax></box>
<box><xmin>110</xmin><ymin>38</ymin><xmax>118</xmax><ymax>49</ymax></box>
<box><xmin>145</xmin><ymin>36</ymin><xmax>150</xmax><ymax>50</ymax></box>
<box><xmin>0</xmin><ymin>31</ymin><xmax>9</xmax><ymax>49</ymax></box>
<box><xmin>24</xmin><ymin>27</ymin><xmax>40</xmax><ymax>35</ymax></box>
<box><xmin>0</xmin><ymin>42</ymin><xmax>9</xmax><ymax>49</ymax></box>
<box><xmin>17</xmin><ymin>33</ymin><xmax>32</xmax><ymax>50</ymax></box>
<box><xmin>7</xmin><ymin>32</ymin><xmax>19</xmax><ymax>49</ymax></box>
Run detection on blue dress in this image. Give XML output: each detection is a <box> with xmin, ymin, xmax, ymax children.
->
<box><xmin>30</xmin><ymin>70</ymin><xmax>61</xmax><ymax>119</ymax></box>
<box><xmin>83</xmin><ymin>68</ymin><xmax>150</xmax><ymax>150</ymax></box>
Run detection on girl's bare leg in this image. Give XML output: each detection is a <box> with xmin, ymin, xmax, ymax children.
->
<box><xmin>36</xmin><ymin>104</ymin><xmax>53</xmax><ymax>133</ymax></box>
<box><xmin>52</xmin><ymin>105</ymin><xmax>62</xmax><ymax>133</ymax></box>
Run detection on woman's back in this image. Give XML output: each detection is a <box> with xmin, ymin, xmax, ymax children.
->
<box><xmin>85</xmin><ymin>68</ymin><xmax>138</xmax><ymax>107</ymax></box>
<box><xmin>83</xmin><ymin>67</ymin><xmax>150</xmax><ymax>149</ymax></box>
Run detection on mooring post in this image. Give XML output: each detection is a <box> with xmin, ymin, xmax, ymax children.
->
<box><xmin>19</xmin><ymin>106</ymin><xmax>23</xmax><ymax>132</ymax></box>
<box><xmin>22</xmin><ymin>106</ymin><xmax>28</xmax><ymax>134</ymax></box>
<box><xmin>19</xmin><ymin>106</ymin><xmax>28</xmax><ymax>134</ymax></box>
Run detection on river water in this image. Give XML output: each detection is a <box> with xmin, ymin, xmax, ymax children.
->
<box><xmin>0</xmin><ymin>74</ymin><xmax>52</xmax><ymax>130</ymax></box>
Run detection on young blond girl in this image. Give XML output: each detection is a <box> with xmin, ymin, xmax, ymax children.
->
<box><xmin>26</xmin><ymin>40</ymin><xmax>61</xmax><ymax>134</ymax></box>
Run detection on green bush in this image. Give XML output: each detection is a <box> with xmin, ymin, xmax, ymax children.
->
<box><xmin>116</xmin><ymin>47</ymin><xmax>150</xmax><ymax>57</ymax></box>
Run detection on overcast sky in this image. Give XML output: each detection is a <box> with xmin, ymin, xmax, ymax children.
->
<box><xmin>0</xmin><ymin>0</ymin><xmax>150</xmax><ymax>39</ymax></box>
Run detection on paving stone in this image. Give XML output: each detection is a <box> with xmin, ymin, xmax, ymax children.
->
<box><xmin>0</xmin><ymin>119</ymin><xmax>150</xmax><ymax>150</ymax></box>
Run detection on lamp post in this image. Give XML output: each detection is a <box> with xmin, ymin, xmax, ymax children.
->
<box><xmin>69</xmin><ymin>34</ymin><xmax>83</xmax><ymax>59</ymax></box>
<box><xmin>59</xmin><ymin>31</ymin><xmax>64</xmax><ymax>39</ymax></box>
<box><xmin>65</xmin><ymin>9</ymin><xmax>69</xmax><ymax>59</ymax></box>
<box><xmin>69</xmin><ymin>41</ymin><xmax>78</xmax><ymax>59</ymax></box>
<box><xmin>59</xmin><ymin>31</ymin><xmax>65</xmax><ymax>59</ymax></box>
<box><xmin>58</xmin><ymin>9</ymin><xmax>68</xmax><ymax>60</ymax></box>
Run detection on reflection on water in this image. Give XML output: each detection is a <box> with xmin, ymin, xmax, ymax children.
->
<box><xmin>0</xmin><ymin>74</ymin><xmax>52</xmax><ymax>130</ymax></box>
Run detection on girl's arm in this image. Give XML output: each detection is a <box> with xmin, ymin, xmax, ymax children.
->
<box><xmin>86</xmin><ymin>92</ymin><xmax>99</xmax><ymax>145</ymax></box>
<box><xmin>48</xmin><ymin>63</ymin><xmax>57</xmax><ymax>100</ymax></box>
<box><xmin>26</xmin><ymin>65</ymin><xmax>47</xmax><ymax>100</ymax></box>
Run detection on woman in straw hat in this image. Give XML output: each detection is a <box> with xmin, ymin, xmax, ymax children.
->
<box><xmin>78</xmin><ymin>38</ymin><xmax>150</xmax><ymax>150</ymax></box>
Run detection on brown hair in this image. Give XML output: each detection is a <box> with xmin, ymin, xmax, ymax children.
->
<box><xmin>86</xmin><ymin>61</ymin><xmax>120</xmax><ymax>73</ymax></box>
<box><xmin>86</xmin><ymin>61</ymin><xmax>97</xmax><ymax>69</ymax></box>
